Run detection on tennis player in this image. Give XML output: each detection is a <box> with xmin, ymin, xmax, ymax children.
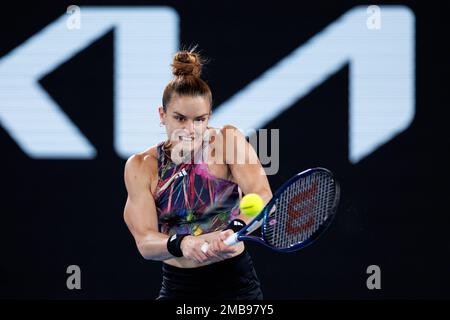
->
<box><xmin>123</xmin><ymin>48</ymin><xmax>272</xmax><ymax>300</ymax></box>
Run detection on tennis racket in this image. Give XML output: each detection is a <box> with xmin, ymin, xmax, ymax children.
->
<box><xmin>201</xmin><ymin>167</ymin><xmax>340</xmax><ymax>253</ymax></box>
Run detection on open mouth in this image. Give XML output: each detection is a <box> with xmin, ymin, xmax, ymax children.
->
<box><xmin>179</xmin><ymin>136</ymin><xmax>194</xmax><ymax>142</ymax></box>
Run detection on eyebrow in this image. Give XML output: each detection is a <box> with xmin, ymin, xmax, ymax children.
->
<box><xmin>173</xmin><ymin>112</ymin><xmax>209</xmax><ymax>118</ymax></box>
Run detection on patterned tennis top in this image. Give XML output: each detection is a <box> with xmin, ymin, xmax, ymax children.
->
<box><xmin>155</xmin><ymin>141</ymin><xmax>241</xmax><ymax>236</ymax></box>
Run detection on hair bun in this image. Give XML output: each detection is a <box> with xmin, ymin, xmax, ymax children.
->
<box><xmin>171</xmin><ymin>50</ymin><xmax>202</xmax><ymax>77</ymax></box>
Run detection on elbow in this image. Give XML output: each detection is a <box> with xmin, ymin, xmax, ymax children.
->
<box><xmin>138</xmin><ymin>249</ymin><xmax>153</xmax><ymax>261</ymax></box>
<box><xmin>137</xmin><ymin>241</ymin><xmax>157</xmax><ymax>261</ymax></box>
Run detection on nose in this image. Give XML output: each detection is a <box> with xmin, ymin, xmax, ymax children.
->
<box><xmin>184</xmin><ymin>120</ymin><xmax>195</xmax><ymax>136</ymax></box>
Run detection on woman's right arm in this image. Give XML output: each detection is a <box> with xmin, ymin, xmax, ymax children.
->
<box><xmin>123</xmin><ymin>154</ymin><xmax>172</xmax><ymax>261</ymax></box>
<box><xmin>123</xmin><ymin>154</ymin><xmax>211</xmax><ymax>263</ymax></box>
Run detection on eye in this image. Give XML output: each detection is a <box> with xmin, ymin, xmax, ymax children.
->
<box><xmin>195</xmin><ymin>118</ymin><xmax>206</xmax><ymax>122</ymax></box>
<box><xmin>174</xmin><ymin>115</ymin><xmax>186</xmax><ymax>122</ymax></box>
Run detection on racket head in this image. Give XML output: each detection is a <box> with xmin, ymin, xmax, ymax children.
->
<box><xmin>260</xmin><ymin>167</ymin><xmax>340</xmax><ymax>252</ymax></box>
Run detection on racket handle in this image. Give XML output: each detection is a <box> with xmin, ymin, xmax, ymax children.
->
<box><xmin>224</xmin><ymin>233</ymin><xmax>239</xmax><ymax>246</ymax></box>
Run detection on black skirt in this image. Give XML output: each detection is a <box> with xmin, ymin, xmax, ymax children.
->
<box><xmin>157</xmin><ymin>249</ymin><xmax>263</xmax><ymax>300</ymax></box>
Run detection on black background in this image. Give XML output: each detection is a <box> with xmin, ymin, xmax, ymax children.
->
<box><xmin>1</xmin><ymin>0</ymin><xmax>449</xmax><ymax>299</ymax></box>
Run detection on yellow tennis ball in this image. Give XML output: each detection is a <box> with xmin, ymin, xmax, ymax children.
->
<box><xmin>240</xmin><ymin>193</ymin><xmax>264</xmax><ymax>217</ymax></box>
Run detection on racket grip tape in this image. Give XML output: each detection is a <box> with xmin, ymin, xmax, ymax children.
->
<box><xmin>224</xmin><ymin>233</ymin><xmax>238</xmax><ymax>246</ymax></box>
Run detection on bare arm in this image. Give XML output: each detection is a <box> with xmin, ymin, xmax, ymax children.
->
<box><xmin>123</xmin><ymin>154</ymin><xmax>212</xmax><ymax>263</ymax></box>
<box><xmin>204</xmin><ymin>126</ymin><xmax>273</xmax><ymax>257</ymax></box>
<box><xmin>123</xmin><ymin>154</ymin><xmax>172</xmax><ymax>261</ymax></box>
<box><xmin>222</xmin><ymin>125</ymin><xmax>273</xmax><ymax>224</ymax></box>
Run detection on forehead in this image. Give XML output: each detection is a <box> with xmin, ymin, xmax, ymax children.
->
<box><xmin>168</xmin><ymin>95</ymin><xmax>210</xmax><ymax>116</ymax></box>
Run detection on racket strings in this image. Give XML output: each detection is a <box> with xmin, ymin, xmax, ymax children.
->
<box><xmin>264</xmin><ymin>172</ymin><xmax>337</xmax><ymax>249</ymax></box>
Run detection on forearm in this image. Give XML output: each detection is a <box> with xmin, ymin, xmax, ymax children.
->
<box><xmin>136</xmin><ymin>231</ymin><xmax>172</xmax><ymax>261</ymax></box>
<box><xmin>137</xmin><ymin>187</ymin><xmax>272</xmax><ymax>260</ymax></box>
<box><xmin>139</xmin><ymin>230</ymin><xmax>230</xmax><ymax>260</ymax></box>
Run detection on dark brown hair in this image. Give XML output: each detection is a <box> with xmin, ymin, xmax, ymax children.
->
<box><xmin>162</xmin><ymin>49</ymin><xmax>212</xmax><ymax>111</ymax></box>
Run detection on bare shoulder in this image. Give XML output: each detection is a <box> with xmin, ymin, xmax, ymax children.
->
<box><xmin>219</xmin><ymin>124</ymin><xmax>240</xmax><ymax>137</ymax></box>
<box><xmin>124</xmin><ymin>145</ymin><xmax>159</xmax><ymax>188</ymax></box>
<box><xmin>217</xmin><ymin>124</ymin><xmax>247</xmax><ymax>152</ymax></box>
<box><xmin>207</xmin><ymin>124</ymin><xmax>242</xmax><ymax>146</ymax></box>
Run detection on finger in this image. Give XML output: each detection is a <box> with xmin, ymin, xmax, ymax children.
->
<box><xmin>206</xmin><ymin>249</ymin><xmax>222</xmax><ymax>260</ymax></box>
<box><xmin>210</xmin><ymin>240</ymin><xmax>220</xmax><ymax>254</ymax></box>
<box><xmin>214</xmin><ymin>241</ymin><xmax>234</xmax><ymax>256</ymax></box>
<box><xmin>209</xmin><ymin>242</ymin><xmax>225</xmax><ymax>258</ymax></box>
<box><xmin>218</xmin><ymin>241</ymin><xmax>237</xmax><ymax>253</ymax></box>
<box><xmin>191</xmin><ymin>253</ymin><xmax>203</xmax><ymax>264</ymax></box>
<box><xmin>209</xmin><ymin>234</ymin><xmax>231</xmax><ymax>250</ymax></box>
<box><xmin>193</xmin><ymin>257</ymin><xmax>201</xmax><ymax>264</ymax></box>
<box><xmin>195</xmin><ymin>250</ymin><xmax>209</xmax><ymax>263</ymax></box>
<box><xmin>188</xmin><ymin>253</ymin><xmax>201</xmax><ymax>264</ymax></box>
<box><xmin>204</xmin><ymin>249</ymin><xmax>215</xmax><ymax>258</ymax></box>
<box><xmin>219</xmin><ymin>230</ymin><xmax>234</xmax><ymax>241</ymax></box>
<box><xmin>203</xmin><ymin>243</ymin><xmax>218</xmax><ymax>257</ymax></box>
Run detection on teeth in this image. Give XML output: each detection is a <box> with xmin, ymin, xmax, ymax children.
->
<box><xmin>180</xmin><ymin>136</ymin><xmax>194</xmax><ymax>141</ymax></box>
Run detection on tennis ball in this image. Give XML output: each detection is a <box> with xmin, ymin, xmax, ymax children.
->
<box><xmin>240</xmin><ymin>193</ymin><xmax>264</xmax><ymax>217</ymax></box>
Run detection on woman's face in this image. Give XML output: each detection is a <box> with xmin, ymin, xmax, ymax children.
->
<box><xmin>159</xmin><ymin>94</ymin><xmax>211</xmax><ymax>157</ymax></box>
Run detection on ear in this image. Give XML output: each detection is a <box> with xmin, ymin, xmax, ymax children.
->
<box><xmin>158</xmin><ymin>106</ymin><xmax>166</xmax><ymax>125</ymax></box>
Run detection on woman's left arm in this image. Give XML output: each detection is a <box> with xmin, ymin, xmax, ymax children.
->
<box><xmin>221</xmin><ymin>125</ymin><xmax>273</xmax><ymax>224</ymax></box>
